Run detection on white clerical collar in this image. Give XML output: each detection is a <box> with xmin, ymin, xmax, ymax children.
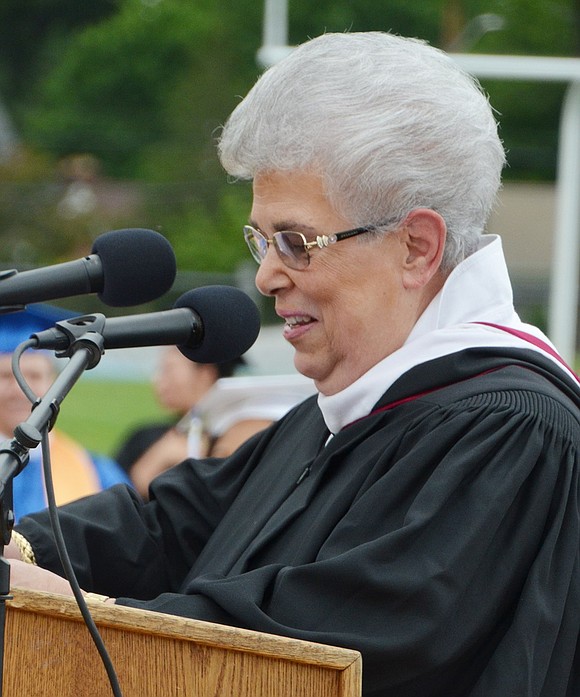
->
<box><xmin>406</xmin><ymin>234</ymin><xmax>515</xmax><ymax>338</ymax></box>
<box><xmin>318</xmin><ymin>235</ymin><xmax>568</xmax><ymax>434</ymax></box>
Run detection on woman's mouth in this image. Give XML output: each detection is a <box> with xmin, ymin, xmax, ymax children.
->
<box><xmin>282</xmin><ymin>314</ymin><xmax>316</xmax><ymax>339</ymax></box>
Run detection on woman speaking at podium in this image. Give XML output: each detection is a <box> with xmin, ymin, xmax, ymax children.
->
<box><xmin>7</xmin><ymin>31</ymin><xmax>579</xmax><ymax>697</ymax></box>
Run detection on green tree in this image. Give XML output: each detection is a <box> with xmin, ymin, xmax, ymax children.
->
<box><xmin>0</xmin><ymin>0</ymin><xmax>117</xmax><ymax>108</ymax></box>
<box><xmin>1</xmin><ymin>0</ymin><xmax>578</xmax><ymax>271</ymax></box>
<box><xmin>1</xmin><ymin>1</ymin><xmax>264</xmax><ymax>271</ymax></box>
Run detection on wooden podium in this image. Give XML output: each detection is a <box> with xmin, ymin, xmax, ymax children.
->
<box><xmin>3</xmin><ymin>588</ymin><xmax>362</xmax><ymax>696</ymax></box>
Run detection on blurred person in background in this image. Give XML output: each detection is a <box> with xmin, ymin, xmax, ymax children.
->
<box><xmin>0</xmin><ymin>304</ymin><xmax>131</xmax><ymax>522</ymax></box>
<box><xmin>115</xmin><ymin>345</ymin><xmax>245</xmax><ymax>498</ymax></box>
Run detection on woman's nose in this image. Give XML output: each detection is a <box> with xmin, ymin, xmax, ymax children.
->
<box><xmin>255</xmin><ymin>246</ymin><xmax>292</xmax><ymax>297</ymax></box>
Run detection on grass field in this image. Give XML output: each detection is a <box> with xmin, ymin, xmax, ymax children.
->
<box><xmin>55</xmin><ymin>380</ymin><xmax>169</xmax><ymax>458</ymax></box>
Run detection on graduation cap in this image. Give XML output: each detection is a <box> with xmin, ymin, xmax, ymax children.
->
<box><xmin>196</xmin><ymin>373</ymin><xmax>317</xmax><ymax>438</ymax></box>
<box><xmin>0</xmin><ymin>304</ymin><xmax>78</xmax><ymax>354</ymax></box>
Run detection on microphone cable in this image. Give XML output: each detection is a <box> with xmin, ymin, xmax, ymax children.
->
<box><xmin>11</xmin><ymin>342</ymin><xmax>123</xmax><ymax>697</ymax></box>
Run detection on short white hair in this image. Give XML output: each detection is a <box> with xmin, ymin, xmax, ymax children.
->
<box><xmin>218</xmin><ymin>31</ymin><xmax>506</xmax><ymax>270</ymax></box>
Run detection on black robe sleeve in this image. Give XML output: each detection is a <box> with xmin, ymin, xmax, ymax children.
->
<box><xmin>15</xmin><ymin>364</ymin><xmax>580</xmax><ymax>697</ymax></box>
<box><xmin>17</xmin><ymin>429</ymin><xmax>273</xmax><ymax>598</ymax></box>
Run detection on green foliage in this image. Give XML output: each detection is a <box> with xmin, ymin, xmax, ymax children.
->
<box><xmin>0</xmin><ymin>0</ymin><xmax>117</xmax><ymax>101</ymax></box>
<box><xmin>0</xmin><ymin>147</ymin><xmax>79</xmax><ymax>265</ymax></box>
<box><xmin>57</xmin><ymin>379</ymin><xmax>167</xmax><ymax>457</ymax></box>
<box><xmin>141</xmin><ymin>184</ymin><xmax>253</xmax><ymax>272</ymax></box>
<box><xmin>0</xmin><ymin>0</ymin><xmax>579</xmax><ymax>272</ymax></box>
<box><xmin>288</xmin><ymin>0</ymin><xmax>442</xmax><ymax>46</ymax></box>
<box><xmin>464</xmin><ymin>0</ymin><xmax>577</xmax><ymax>179</ymax></box>
<box><xmin>23</xmin><ymin>0</ymin><xmax>220</xmax><ymax>175</ymax></box>
<box><xmin>0</xmin><ymin>146</ymin><xmax>141</xmax><ymax>267</ymax></box>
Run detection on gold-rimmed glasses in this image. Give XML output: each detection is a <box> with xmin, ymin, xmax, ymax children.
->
<box><xmin>243</xmin><ymin>223</ymin><xmax>391</xmax><ymax>270</ymax></box>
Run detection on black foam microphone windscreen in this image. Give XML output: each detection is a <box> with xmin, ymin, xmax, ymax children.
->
<box><xmin>92</xmin><ymin>228</ymin><xmax>177</xmax><ymax>306</ymax></box>
<box><xmin>174</xmin><ymin>285</ymin><xmax>261</xmax><ymax>363</ymax></box>
<box><xmin>32</xmin><ymin>285</ymin><xmax>261</xmax><ymax>365</ymax></box>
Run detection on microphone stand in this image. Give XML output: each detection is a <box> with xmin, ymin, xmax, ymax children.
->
<box><xmin>0</xmin><ymin>318</ymin><xmax>105</xmax><ymax>696</ymax></box>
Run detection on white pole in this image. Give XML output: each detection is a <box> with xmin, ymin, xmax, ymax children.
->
<box><xmin>548</xmin><ymin>82</ymin><xmax>580</xmax><ymax>363</ymax></box>
<box><xmin>258</xmin><ymin>0</ymin><xmax>288</xmax><ymax>68</ymax></box>
<box><xmin>0</xmin><ymin>99</ymin><xmax>18</xmax><ymax>163</ymax></box>
<box><xmin>450</xmin><ymin>54</ymin><xmax>580</xmax><ymax>363</ymax></box>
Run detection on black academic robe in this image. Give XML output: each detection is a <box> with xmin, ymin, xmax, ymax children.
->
<box><xmin>17</xmin><ymin>348</ymin><xmax>580</xmax><ymax>697</ymax></box>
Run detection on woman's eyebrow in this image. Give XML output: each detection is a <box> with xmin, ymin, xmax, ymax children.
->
<box><xmin>248</xmin><ymin>219</ymin><xmax>318</xmax><ymax>234</ymax></box>
<box><xmin>274</xmin><ymin>220</ymin><xmax>317</xmax><ymax>234</ymax></box>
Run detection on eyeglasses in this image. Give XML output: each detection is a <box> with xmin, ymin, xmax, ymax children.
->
<box><xmin>243</xmin><ymin>222</ymin><xmax>390</xmax><ymax>270</ymax></box>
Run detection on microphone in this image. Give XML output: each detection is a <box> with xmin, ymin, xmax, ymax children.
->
<box><xmin>32</xmin><ymin>285</ymin><xmax>261</xmax><ymax>364</ymax></box>
<box><xmin>0</xmin><ymin>228</ymin><xmax>176</xmax><ymax>309</ymax></box>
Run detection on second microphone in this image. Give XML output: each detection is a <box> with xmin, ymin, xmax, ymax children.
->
<box><xmin>31</xmin><ymin>285</ymin><xmax>261</xmax><ymax>365</ymax></box>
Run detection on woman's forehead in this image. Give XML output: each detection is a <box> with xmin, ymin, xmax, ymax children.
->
<box><xmin>251</xmin><ymin>170</ymin><xmax>347</xmax><ymax>230</ymax></box>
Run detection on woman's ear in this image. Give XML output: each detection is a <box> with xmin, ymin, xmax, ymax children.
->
<box><xmin>400</xmin><ymin>208</ymin><xmax>446</xmax><ymax>289</ymax></box>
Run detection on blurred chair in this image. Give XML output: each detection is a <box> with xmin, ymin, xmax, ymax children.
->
<box><xmin>196</xmin><ymin>374</ymin><xmax>317</xmax><ymax>458</ymax></box>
